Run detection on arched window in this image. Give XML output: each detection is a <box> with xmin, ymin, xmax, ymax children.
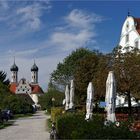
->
<box><xmin>126</xmin><ymin>22</ymin><xmax>129</xmax><ymax>29</ymax></box>
<box><xmin>125</xmin><ymin>21</ymin><xmax>129</xmax><ymax>31</ymax></box>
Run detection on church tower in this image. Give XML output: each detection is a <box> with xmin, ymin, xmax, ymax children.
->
<box><xmin>10</xmin><ymin>60</ymin><xmax>18</xmax><ymax>83</ymax></box>
<box><xmin>119</xmin><ymin>12</ymin><xmax>140</xmax><ymax>53</ymax></box>
<box><xmin>31</xmin><ymin>61</ymin><xmax>38</xmax><ymax>84</ymax></box>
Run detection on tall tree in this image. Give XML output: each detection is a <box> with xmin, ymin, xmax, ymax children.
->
<box><xmin>74</xmin><ymin>52</ymin><xmax>109</xmax><ymax>104</ymax></box>
<box><xmin>50</xmin><ymin>48</ymin><xmax>94</xmax><ymax>90</ymax></box>
<box><xmin>93</xmin><ymin>54</ymin><xmax>110</xmax><ymax>101</ymax></box>
<box><xmin>74</xmin><ymin>54</ymin><xmax>99</xmax><ymax>104</ymax></box>
<box><xmin>113</xmin><ymin>46</ymin><xmax>140</xmax><ymax>115</ymax></box>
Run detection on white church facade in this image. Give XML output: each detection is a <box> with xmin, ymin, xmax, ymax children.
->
<box><xmin>119</xmin><ymin>14</ymin><xmax>140</xmax><ymax>53</ymax></box>
<box><xmin>9</xmin><ymin>61</ymin><xmax>44</xmax><ymax>106</ymax></box>
<box><xmin>116</xmin><ymin>13</ymin><xmax>140</xmax><ymax>107</ymax></box>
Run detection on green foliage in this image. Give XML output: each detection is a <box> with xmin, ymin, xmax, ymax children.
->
<box><xmin>51</xmin><ymin>107</ymin><xmax>63</xmax><ymax>122</ymax></box>
<box><xmin>0</xmin><ymin>71</ymin><xmax>9</xmax><ymax>85</ymax></box>
<box><xmin>112</xmin><ymin>46</ymin><xmax>140</xmax><ymax>114</ymax></box>
<box><xmin>0</xmin><ymin>80</ymin><xmax>33</xmax><ymax>114</ymax></box>
<box><xmin>50</xmin><ymin>47</ymin><xmax>111</xmax><ymax>105</ymax></box>
<box><xmin>0</xmin><ymin>121</ymin><xmax>14</xmax><ymax>129</ymax></box>
<box><xmin>6</xmin><ymin>95</ymin><xmax>33</xmax><ymax>114</ymax></box>
<box><xmin>74</xmin><ymin>54</ymin><xmax>99</xmax><ymax>103</ymax></box>
<box><xmin>50</xmin><ymin>48</ymin><xmax>94</xmax><ymax>89</ymax></box>
<box><xmin>38</xmin><ymin>89</ymin><xmax>64</xmax><ymax>112</ymax></box>
<box><xmin>74</xmin><ymin>52</ymin><xmax>109</xmax><ymax>104</ymax></box>
<box><xmin>1</xmin><ymin>94</ymin><xmax>33</xmax><ymax>114</ymax></box>
<box><xmin>113</xmin><ymin>47</ymin><xmax>140</xmax><ymax>94</ymax></box>
<box><xmin>56</xmin><ymin>113</ymin><xmax>139</xmax><ymax>139</ymax></box>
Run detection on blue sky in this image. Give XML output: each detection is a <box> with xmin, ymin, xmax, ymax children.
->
<box><xmin>0</xmin><ymin>0</ymin><xmax>140</xmax><ymax>90</ymax></box>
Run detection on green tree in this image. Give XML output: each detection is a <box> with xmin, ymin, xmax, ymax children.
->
<box><xmin>93</xmin><ymin>54</ymin><xmax>110</xmax><ymax>102</ymax></box>
<box><xmin>74</xmin><ymin>53</ymin><xmax>109</xmax><ymax>104</ymax></box>
<box><xmin>0</xmin><ymin>71</ymin><xmax>9</xmax><ymax>85</ymax></box>
<box><xmin>50</xmin><ymin>48</ymin><xmax>94</xmax><ymax>90</ymax></box>
<box><xmin>38</xmin><ymin>89</ymin><xmax>64</xmax><ymax>112</ymax></box>
<box><xmin>74</xmin><ymin>54</ymin><xmax>99</xmax><ymax>104</ymax></box>
<box><xmin>0</xmin><ymin>70</ymin><xmax>33</xmax><ymax>114</ymax></box>
<box><xmin>113</xmin><ymin>46</ymin><xmax>140</xmax><ymax>115</ymax></box>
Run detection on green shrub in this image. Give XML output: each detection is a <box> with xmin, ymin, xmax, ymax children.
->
<box><xmin>2</xmin><ymin>95</ymin><xmax>33</xmax><ymax>114</ymax></box>
<box><xmin>51</xmin><ymin>107</ymin><xmax>64</xmax><ymax>122</ymax></box>
<box><xmin>56</xmin><ymin>113</ymin><xmax>139</xmax><ymax>139</ymax></box>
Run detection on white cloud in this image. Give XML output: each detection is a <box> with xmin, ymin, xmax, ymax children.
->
<box><xmin>65</xmin><ymin>9</ymin><xmax>103</xmax><ymax>29</ymax></box>
<box><xmin>7</xmin><ymin>48</ymin><xmax>39</xmax><ymax>57</ymax></box>
<box><xmin>49</xmin><ymin>9</ymin><xmax>103</xmax><ymax>51</ymax></box>
<box><xmin>51</xmin><ymin>30</ymin><xmax>95</xmax><ymax>51</ymax></box>
<box><xmin>0</xmin><ymin>1</ymin><xmax>51</xmax><ymax>31</ymax></box>
<box><xmin>17</xmin><ymin>3</ymin><xmax>45</xmax><ymax>30</ymax></box>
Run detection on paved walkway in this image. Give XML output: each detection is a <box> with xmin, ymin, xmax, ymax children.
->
<box><xmin>0</xmin><ymin>111</ymin><xmax>50</xmax><ymax>140</ymax></box>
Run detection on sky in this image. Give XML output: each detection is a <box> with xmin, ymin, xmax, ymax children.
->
<box><xmin>0</xmin><ymin>0</ymin><xmax>140</xmax><ymax>91</ymax></box>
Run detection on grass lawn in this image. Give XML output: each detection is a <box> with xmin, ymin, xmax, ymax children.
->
<box><xmin>0</xmin><ymin>121</ymin><xmax>15</xmax><ymax>129</ymax></box>
<box><xmin>47</xmin><ymin>118</ymin><xmax>52</xmax><ymax>131</ymax></box>
<box><xmin>14</xmin><ymin>113</ymin><xmax>33</xmax><ymax>119</ymax></box>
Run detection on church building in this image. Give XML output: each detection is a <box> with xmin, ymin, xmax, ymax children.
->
<box><xmin>9</xmin><ymin>61</ymin><xmax>44</xmax><ymax>106</ymax></box>
<box><xmin>119</xmin><ymin>12</ymin><xmax>140</xmax><ymax>53</ymax></box>
<box><xmin>116</xmin><ymin>13</ymin><xmax>140</xmax><ymax>107</ymax></box>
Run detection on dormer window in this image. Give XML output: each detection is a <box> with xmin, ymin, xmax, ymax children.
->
<box><xmin>126</xmin><ymin>34</ymin><xmax>129</xmax><ymax>43</ymax></box>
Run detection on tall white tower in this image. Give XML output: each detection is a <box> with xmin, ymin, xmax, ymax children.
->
<box><xmin>31</xmin><ymin>61</ymin><xmax>38</xmax><ymax>84</ymax></box>
<box><xmin>10</xmin><ymin>60</ymin><xmax>18</xmax><ymax>83</ymax></box>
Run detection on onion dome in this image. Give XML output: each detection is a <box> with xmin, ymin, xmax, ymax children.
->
<box><xmin>10</xmin><ymin>62</ymin><xmax>18</xmax><ymax>71</ymax></box>
<box><xmin>31</xmin><ymin>62</ymin><xmax>38</xmax><ymax>71</ymax></box>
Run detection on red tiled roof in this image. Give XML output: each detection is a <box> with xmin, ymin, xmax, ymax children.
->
<box><xmin>134</xmin><ymin>18</ymin><xmax>140</xmax><ymax>35</ymax></box>
<box><xmin>30</xmin><ymin>84</ymin><xmax>44</xmax><ymax>94</ymax></box>
<box><xmin>9</xmin><ymin>83</ymin><xmax>17</xmax><ymax>93</ymax></box>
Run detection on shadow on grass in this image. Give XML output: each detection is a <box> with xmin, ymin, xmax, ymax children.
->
<box><xmin>14</xmin><ymin>113</ymin><xmax>33</xmax><ymax>119</ymax></box>
<box><xmin>0</xmin><ymin>120</ymin><xmax>15</xmax><ymax>129</ymax></box>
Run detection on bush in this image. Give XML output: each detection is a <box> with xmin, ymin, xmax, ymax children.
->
<box><xmin>116</xmin><ymin>107</ymin><xmax>140</xmax><ymax>114</ymax></box>
<box><xmin>56</xmin><ymin>113</ymin><xmax>139</xmax><ymax>139</ymax></box>
<box><xmin>2</xmin><ymin>95</ymin><xmax>33</xmax><ymax>114</ymax></box>
<box><xmin>51</xmin><ymin>107</ymin><xmax>63</xmax><ymax>122</ymax></box>
<box><xmin>0</xmin><ymin>81</ymin><xmax>33</xmax><ymax>114</ymax></box>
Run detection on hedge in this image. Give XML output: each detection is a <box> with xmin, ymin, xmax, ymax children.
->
<box><xmin>51</xmin><ymin>107</ymin><xmax>64</xmax><ymax>122</ymax></box>
<box><xmin>56</xmin><ymin>113</ymin><xmax>140</xmax><ymax>139</ymax></box>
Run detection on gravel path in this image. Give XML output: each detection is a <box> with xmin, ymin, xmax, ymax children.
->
<box><xmin>0</xmin><ymin>111</ymin><xmax>50</xmax><ymax>140</ymax></box>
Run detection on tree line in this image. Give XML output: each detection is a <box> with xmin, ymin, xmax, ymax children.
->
<box><xmin>49</xmin><ymin>46</ymin><xmax>140</xmax><ymax>116</ymax></box>
<box><xmin>0</xmin><ymin>71</ymin><xmax>33</xmax><ymax>114</ymax></box>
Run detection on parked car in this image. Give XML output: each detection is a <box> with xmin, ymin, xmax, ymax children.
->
<box><xmin>1</xmin><ymin>109</ymin><xmax>14</xmax><ymax>121</ymax></box>
<box><xmin>6</xmin><ymin>110</ymin><xmax>14</xmax><ymax>119</ymax></box>
<box><xmin>1</xmin><ymin>110</ymin><xmax>9</xmax><ymax>121</ymax></box>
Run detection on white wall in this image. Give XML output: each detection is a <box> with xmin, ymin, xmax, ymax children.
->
<box><xmin>16</xmin><ymin>79</ymin><xmax>31</xmax><ymax>94</ymax></box>
<box><xmin>119</xmin><ymin>16</ymin><xmax>140</xmax><ymax>53</ymax></box>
